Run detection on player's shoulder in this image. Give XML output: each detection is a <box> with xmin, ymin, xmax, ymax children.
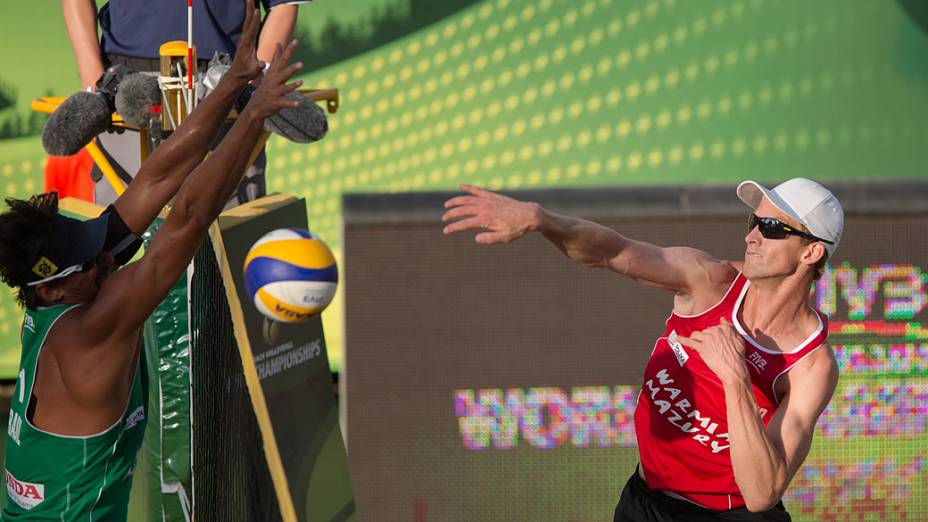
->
<box><xmin>784</xmin><ymin>340</ymin><xmax>839</xmax><ymax>393</ymax></box>
<box><xmin>43</xmin><ymin>304</ymin><xmax>93</xmax><ymax>354</ymax></box>
<box><xmin>697</xmin><ymin>257</ymin><xmax>740</xmax><ymax>294</ymax></box>
<box><xmin>668</xmin><ymin>253</ymin><xmax>739</xmax><ymax>310</ymax></box>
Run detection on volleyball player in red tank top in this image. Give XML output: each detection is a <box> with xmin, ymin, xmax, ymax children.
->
<box><xmin>443</xmin><ymin>178</ymin><xmax>843</xmax><ymax>521</ymax></box>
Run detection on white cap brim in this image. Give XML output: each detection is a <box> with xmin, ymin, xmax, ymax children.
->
<box><xmin>736</xmin><ymin>180</ymin><xmax>804</xmax><ymax>228</ymax></box>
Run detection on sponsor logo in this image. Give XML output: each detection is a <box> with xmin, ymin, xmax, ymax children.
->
<box><xmin>645</xmin><ymin>368</ymin><xmax>730</xmax><ymax>454</ymax></box>
<box><xmin>747</xmin><ymin>351</ymin><xmax>768</xmax><ymax>373</ymax></box>
<box><xmin>275</xmin><ymin>303</ymin><xmax>313</xmax><ymax>321</ymax></box>
<box><xmin>22</xmin><ymin>315</ymin><xmax>35</xmax><ymax>333</ymax></box>
<box><xmin>7</xmin><ymin>411</ymin><xmax>22</xmax><ymax>446</ymax></box>
<box><xmin>301</xmin><ymin>294</ymin><xmax>326</xmax><ymax>305</ymax></box>
<box><xmin>31</xmin><ymin>257</ymin><xmax>57</xmax><ymax>278</ymax></box>
<box><xmin>124</xmin><ymin>406</ymin><xmax>145</xmax><ymax>430</ymax></box>
<box><xmin>6</xmin><ymin>471</ymin><xmax>44</xmax><ymax>510</ymax></box>
<box><xmin>667</xmin><ymin>331</ymin><xmax>689</xmax><ymax>367</ymax></box>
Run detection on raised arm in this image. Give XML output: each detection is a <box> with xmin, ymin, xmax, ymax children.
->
<box><xmin>81</xmin><ymin>38</ymin><xmax>303</xmax><ymax>347</ymax></box>
<box><xmin>442</xmin><ymin>184</ymin><xmax>733</xmax><ymax>295</ymax></box>
<box><xmin>62</xmin><ymin>0</ymin><xmax>104</xmax><ymax>91</ymax></box>
<box><xmin>111</xmin><ymin>0</ymin><xmax>265</xmax><ymax>235</ymax></box>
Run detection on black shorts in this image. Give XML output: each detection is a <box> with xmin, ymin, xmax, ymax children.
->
<box><xmin>613</xmin><ymin>468</ymin><xmax>792</xmax><ymax>522</ymax></box>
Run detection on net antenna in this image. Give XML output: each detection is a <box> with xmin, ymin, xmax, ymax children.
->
<box><xmin>158</xmin><ymin>0</ymin><xmax>198</xmax><ymax>134</ymax></box>
<box><xmin>187</xmin><ymin>0</ymin><xmax>195</xmax><ymax>108</ymax></box>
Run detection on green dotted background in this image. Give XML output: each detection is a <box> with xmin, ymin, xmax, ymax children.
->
<box><xmin>1</xmin><ymin>0</ymin><xmax>927</xmax><ymax>374</ymax></box>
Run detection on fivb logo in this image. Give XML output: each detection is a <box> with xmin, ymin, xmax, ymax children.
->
<box><xmin>6</xmin><ymin>471</ymin><xmax>44</xmax><ymax>510</ymax></box>
<box><xmin>747</xmin><ymin>352</ymin><xmax>768</xmax><ymax>373</ymax></box>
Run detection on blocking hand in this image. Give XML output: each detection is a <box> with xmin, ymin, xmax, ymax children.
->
<box><xmin>245</xmin><ymin>40</ymin><xmax>304</xmax><ymax>120</ymax></box>
<box><xmin>228</xmin><ymin>0</ymin><xmax>264</xmax><ymax>83</ymax></box>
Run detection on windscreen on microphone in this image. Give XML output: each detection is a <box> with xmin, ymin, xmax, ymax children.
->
<box><xmin>96</xmin><ymin>64</ymin><xmax>136</xmax><ymax>107</ymax></box>
<box><xmin>42</xmin><ymin>92</ymin><xmax>112</xmax><ymax>156</ymax></box>
<box><xmin>263</xmin><ymin>92</ymin><xmax>328</xmax><ymax>143</ymax></box>
<box><xmin>115</xmin><ymin>73</ymin><xmax>161</xmax><ymax>127</ymax></box>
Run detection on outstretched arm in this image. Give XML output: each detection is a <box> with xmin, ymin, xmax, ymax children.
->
<box><xmin>78</xmin><ymin>38</ymin><xmax>302</xmax><ymax>357</ymax></box>
<box><xmin>112</xmin><ymin>0</ymin><xmax>265</xmax><ymax>235</ymax></box>
<box><xmin>442</xmin><ymin>184</ymin><xmax>734</xmax><ymax>294</ymax></box>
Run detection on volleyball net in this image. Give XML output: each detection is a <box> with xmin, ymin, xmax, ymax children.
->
<box><xmin>141</xmin><ymin>195</ymin><xmax>354</xmax><ymax>522</ymax></box>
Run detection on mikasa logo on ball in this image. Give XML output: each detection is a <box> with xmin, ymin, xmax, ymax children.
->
<box><xmin>244</xmin><ymin>228</ymin><xmax>339</xmax><ymax>323</ymax></box>
<box><xmin>275</xmin><ymin>303</ymin><xmax>313</xmax><ymax>321</ymax></box>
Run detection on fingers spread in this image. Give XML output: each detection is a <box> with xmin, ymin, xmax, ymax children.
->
<box><xmin>475</xmin><ymin>231</ymin><xmax>510</xmax><ymax>244</ymax></box>
<box><xmin>241</xmin><ymin>1</ymin><xmax>260</xmax><ymax>43</ymax></box>
<box><xmin>276</xmin><ymin>39</ymin><xmax>299</xmax><ymax>66</ymax></box>
<box><xmin>460</xmin><ymin>184</ymin><xmax>498</xmax><ymax>198</ymax></box>
<box><xmin>270</xmin><ymin>42</ymin><xmax>284</xmax><ymax>65</ymax></box>
<box><xmin>443</xmin><ymin>216</ymin><xmax>487</xmax><ymax>235</ymax></box>
<box><xmin>284</xmin><ymin>80</ymin><xmax>303</xmax><ymax>95</ymax></box>
<box><xmin>441</xmin><ymin>205</ymin><xmax>479</xmax><ymax>222</ymax></box>
<box><xmin>444</xmin><ymin>195</ymin><xmax>479</xmax><ymax>208</ymax></box>
<box><xmin>286</xmin><ymin>61</ymin><xmax>304</xmax><ymax>76</ymax></box>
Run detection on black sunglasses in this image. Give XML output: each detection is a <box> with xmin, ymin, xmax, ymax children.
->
<box><xmin>748</xmin><ymin>214</ymin><xmax>833</xmax><ymax>245</ymax></box>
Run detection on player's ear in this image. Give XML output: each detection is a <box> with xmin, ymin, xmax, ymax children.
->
<box><xmin>35</xmin><ymin>282</ymin><xmax>65</xmax><ymax>305</ymax></box>
<box><xmin>800</xmin><ymin>242</ymin><xmax>826</xmax><ymax>267</ymax></box>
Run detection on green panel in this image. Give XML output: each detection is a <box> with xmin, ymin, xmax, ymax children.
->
<box><xmin>269</xmin><ymin>0</ymin><xmax>928</xmax><ymax>251</ymax></box>
<box><xmin>141</xmin><ymin>218</ymin><xmax>192</xmax><ymax>522</ymax></box>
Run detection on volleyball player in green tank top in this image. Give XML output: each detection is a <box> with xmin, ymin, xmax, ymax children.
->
<box><xmin>4</xmin><ymin>304</ymin><xmax>147</xmax><ymax>519</ymax></box>
<box><xmin>0</xmin><ymin>3</ymin><xmax>306</xmax><ymax>517</ymax></box>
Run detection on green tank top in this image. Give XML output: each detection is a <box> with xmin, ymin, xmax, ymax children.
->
<box><xmin>2</xmin><ymin>305</ymin><xmax>147</xmax><ymax>521</ymax></box>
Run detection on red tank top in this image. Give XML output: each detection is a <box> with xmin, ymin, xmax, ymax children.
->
<box><xmin>633</xmin><ymin>272</ymin><xmax>828</xmax><ymax>511</ymax></box>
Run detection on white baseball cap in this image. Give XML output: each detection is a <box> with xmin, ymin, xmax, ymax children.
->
<box><xmin>737</xmin><ymin>178</ymin><xmax>843</xmax><ymax>257</ymax></box>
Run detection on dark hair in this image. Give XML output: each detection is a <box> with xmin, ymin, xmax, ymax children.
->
<box><xmin>0</xmin><ymin>193</ymin><xmax>59</xmax><ymax>308</ymax></box>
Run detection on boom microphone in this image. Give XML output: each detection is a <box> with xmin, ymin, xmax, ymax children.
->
<box><xmin>264</xmin><ymin>92</ymin><xmax>328</xmax><ymax>143</ymax></box>
<box><xmin>114</xmin><ymin>73</ymin><xmax>161</xmax><ymax>127</ymax></box>
<box><xmin>42</xmin><ymin>92</ymin><xmax>112</xmax><ymax>156</ymax></box>
<box><xmin>234</xmin><ymin>83</ymin><xmax>327</xmax><ymax>143</ymax></box>
<box><xmin>41</xmin><ymin>64</ymin><xmax>141</xmax><ymax>156</ymax></box>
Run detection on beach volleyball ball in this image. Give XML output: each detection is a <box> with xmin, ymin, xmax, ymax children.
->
<box><xmin>243</xmin><ymin>228</ymin><xmax>338</xmax><ymax>323</ymax></box>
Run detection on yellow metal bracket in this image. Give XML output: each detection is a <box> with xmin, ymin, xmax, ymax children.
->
<box><xmin>31</xmin><ymin>87</ymin><xmax>339</xmax><ymax>198</ymax></box>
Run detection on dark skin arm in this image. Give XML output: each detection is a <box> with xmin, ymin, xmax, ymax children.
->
<box><xmin>35</xmin><ymin>23</ymin><xmax>303</xmax><ymax>433</ymax></box>
<box><xmin>112</xmin><ymin>0</ymin><xmax>264</xmax><ymax>236</ymax></box>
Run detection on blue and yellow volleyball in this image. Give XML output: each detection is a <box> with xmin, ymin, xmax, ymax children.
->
<box><xmin>243</xmin><ymin>228</ymin><xmax>338</xmax><ymax>323</ymax></box>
